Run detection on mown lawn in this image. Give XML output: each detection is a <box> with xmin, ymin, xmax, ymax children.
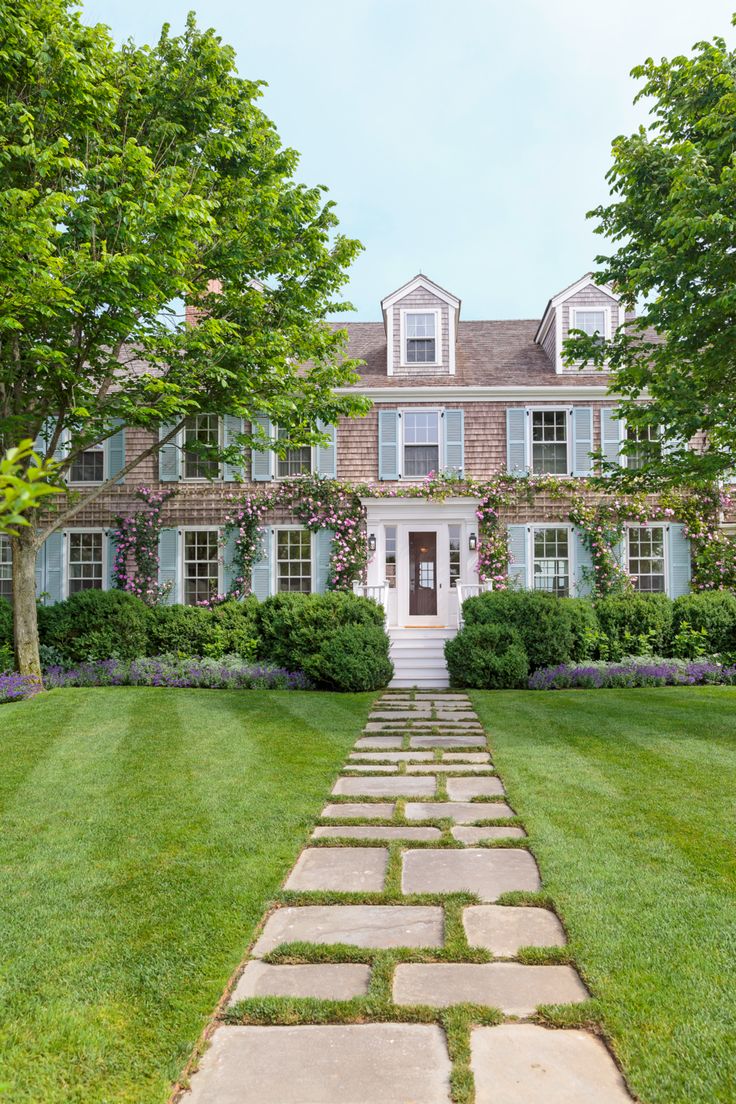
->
<box><xmin>0</xmin><ymin>687</ymin><xmax>373</xmax><ymax>1104</ymax></box>
<box><xmin>471</xmin><ymin>686</ymin><xmax>736</xmax><ymax>1104</ymax></box>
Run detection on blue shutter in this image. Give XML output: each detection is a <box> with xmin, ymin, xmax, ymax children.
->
<box><xmin>668</xmin><ymin>523</ymin><xmax>691</xmax><ymax>598</ymax></box>
<box><xmin>44</xmin><ymin>532</ymin><xmax>64</xmax><ymax>604</ymax></box>
<box><xmin>106</xmin><ymin>531</ymin><xmax>118</xmax><ymax>590</ymax></box>
<box><xmin>443</xmin><ymin>409</ymin><xmax>464</xmax><ymax>475</ymax></box>
<box><xmin>223</xmin><ymin>415</ymin><xmax>244</xmax><ymax>482</ymax></box>
<box><xmin>315</xmin><ymin>528</ymin><xmax>335</xmax><ymax>593</ymax></box>
<box><xmin>315</xmin><ymin>421</ymin><xmax>337</xmax><ymax>478</ymax></box>
<box><xmin>573</xmin><ymin>527</ymin><xmax>594</xmax><ymax>596</ymax></box>
<box><xmin>35</xmin><ymin>543</ymin><xmax>45</xmax><ymax>601</ymax></box>
<box><xmin>251</xmin><ymin>416</ymin><xmax>274</xmax><ymax>482</ymax></box>
<box><xmin>251</xmin><ymin>527</ymin><xmax>272</xmax><ymax>600</ymax></box>
<box><xmin>106</xmin><ymin>421</ymin><xmax>125</xmax><ymax>484</ymax></box>
<box><xmin>222</xmin><ymin>527</ymin><xmax>239</xmax><ymax>593</ymax></box>
<box><xmin>572</xmin><ymin>407</ymin><xmax>593</xmax><ymax>476</ymax></box>
<box><xmin>158</xmin><ymin>528</ymin><xmax>179</xmax><ymax>604</ymax></box>
<box><xmin>507</xmin><ymin>524</ymin><xmax>528</xmax><ymax>588</ymax></box>
<box><xmin>378</xmin><ymin>410</ymin><xmax>400</xmax><ymax>480</ymax></box>
<box><xmin>600</xmin><ymin>409</ymin><xmax>622</xmax><ymax>470</ymax></box>
<box><xmin>506</xmin><ymin>409</ymin><xmax>528</xmax><ymax>475</ymax></box>
<box><xmin>34</xmin><ymin>418</ymin><xmax>65</xmax><ymax>462</ymax></box>
<box><xmin>159</xmin><ymin>424</ymin><xmax>180</xmax><ymax>482</ymax></box>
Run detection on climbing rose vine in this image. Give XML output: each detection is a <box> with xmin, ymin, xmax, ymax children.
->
<box><xmin>110</xmin><ymin>487</ymin><xmax>177</xmax><ymax>606</ymax></box>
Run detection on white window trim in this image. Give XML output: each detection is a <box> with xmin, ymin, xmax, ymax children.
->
<box><xmin>64</xmin><ymin>528</ymin><xmax>107</xmax><ymax>599</ymax></box>
<box><xmin>624</xmin><ymin>522</ymin><xmax>668</xmax><ymax>595</ymax></box>
<box><xmin>179</xmin><ymin>525</ymin><xmax>223</xmax><ymax>604</ymax></box>
<box><xmin>570</xmin><ymin>305</ymin><xmax>612</xmax><ymax>341</ymax></box>
<box><xmin>526</xmin><ymin>523</ymin><xmax>575</xmax><ymax>597</ymax></box>
<box><xmin>399</xmin><ymin>407</ymin><xmax>443</xmax><ymax>481</ymax></box>
<box><xmin>527</xmin><ymin>407</ymin><xmax>572</xmax><ymax>476</ymax></box>
<box><xmin>272</xmin><ymin>525</ymin><xmax>315</xmax><ymax>594</ymax></box>
<box><xmin>179</xmin><ymin>416</ymin><xmax>223</xmax><ymax>483</ymax></box>
<box><xmin>399</xmin><ymin>308</ymin><xmax>442</xmax><ymax>368</ymax></box>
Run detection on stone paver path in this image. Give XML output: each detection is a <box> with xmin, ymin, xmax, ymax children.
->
<box><xmin>182</xmin><ymin>690</ymin><xmax>634</xmax><ymax>1104</ymax></box>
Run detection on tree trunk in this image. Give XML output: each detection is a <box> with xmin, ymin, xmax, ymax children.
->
<box><xmin>11</xmin><ymin>530</ymin><xmax>42</xmax><ymax>681</ymax></box>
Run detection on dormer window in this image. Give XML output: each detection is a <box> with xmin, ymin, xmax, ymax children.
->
<box><xmin>404</xmin><ymin>311</ymin><xmax>438</xmax><ymax>364</ymax></box>
<box><xmin>571</xmin><ymin>308</ymin><xmax>608</xmax><ymax>340</ymax></box>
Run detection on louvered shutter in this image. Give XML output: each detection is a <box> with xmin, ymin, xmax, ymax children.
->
<box><xmin>35</xmin><ymin>543</ymin><xmax>45</xmax><ymax>601</ymax></box>
<box><xmin>315</xmin><ymin>421</ymin><xmax>337</xmax><ymax>477</ymax></box>
<box><xmin>507</xmin><ymin>524</ymin><xmax>528</xmax><ymax>587</ymax></box>
<box><xmin>251</xmin><ymin>416</ymin><xmax>274</xmax><ymax>482</ymax></box>
<box><xmin>668</xmin><ymin>524</ymin><xmax>691</xmax><ymax>598</ymax></box>
<box><xmin>158</xmin><ymin>528</ymin><xmax>179</xmax><ymax>604</ymax></box>
<box><xmin>315</xmin><ymin>529</ymin><xmax>335</xmax><ymax>593</ymax></box>
<box><xmin>106</xmin><ymin>421</ymin><xmax>125</xmax><ymax>484</ymax></box>
<box><xmin>600</xmin><ymin>409</ymin><xmax>622</xmax><ymax>470</ymax></box>
<box><xmin>251</xmin><ymin>527</ymin><xmax>273</xmax><ymax>600</ymax></box>
<box><xmin>222</xmin><ymin>526</ymin><xmax>239</xmax><ymax>593</ymax></box>
<box><xmin>44</xmin><ymin>532</ymin><xmax>64</xmax><ymax>604</ymax></box>
<box><xmin>159</xmin><ymin>424</ymin><xmax>180</xmax><ymax>482</ymax></box>
<box><xmin>443</xmin><ymin>409</ymin><xmax>464</xmax><ymax>475</ymax></box>
<box><xmin>506</xmin><ymin>409</ymin><xmax>528</xmax><ymax>475</ymax></box>
<box><xmin>34</xmin><ymin>418</ymin><xmax>65</xmax><ymax>462</ymax></box>
<box><xmin>223</xmin><ymin>415</ymin><xmax>244</xmax><ymax>482</ymax></box>
<box><xmin>571</xmin><ymin>407</ymin><xmax>593</xmax><ymax>476</ymax></box>
<box><xmin>378</xmin><ymin>410</ymin><xmax>400</xmax><ymax>480</ymax></box>
<box><xmin>573</xmin><ymin>527</ymin><xmax>594</xmax><ymax>596</ymax></box>
<box><xmin>105</xmin><ymin>530</ymin><xmax>118</xmax><ymax>590</ymax></box>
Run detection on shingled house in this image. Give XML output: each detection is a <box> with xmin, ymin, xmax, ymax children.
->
<box><xmin>1</xmin><ymin>272</ymin><xmax>696</xmax><ymax>685</ymax></box>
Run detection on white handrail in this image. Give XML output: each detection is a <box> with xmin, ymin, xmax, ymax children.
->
<box><xmin>353</xmin><ymin>581</ymin><xmax>389</xmax><ymax>618</ymax></box>
<box><xmin>456</xmin><ymin>581</ymin><xmax>493</xmax><ymax>628</ymax></box>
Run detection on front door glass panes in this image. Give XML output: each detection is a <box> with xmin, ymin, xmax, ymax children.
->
<box><xmin>628</xmin><ymin>526</ymin><xmax>665</xmax><ymax>592</ymax></box>
<box><xmin>277</xmin><ymin>529</ymin><xmax>312</xmax><ymax>593</ymax></box>
<box><xmin>449</xmin><ymin>524</ymin><xmax>461</xmax><ymax>588</ymax></box>
<box><xmin>68</xmin><ymin>532</ymin><xmax>103</xmax><ymax>593</ymax></box>
<box><xmin>277</xmin><ymin>428</ymin><xmax>312</xmax><ymax>477</ymax></box>
<box><xmin>626</xmin><ymin>424</ymin><xmax>660</xmax><ymax>470</ymax></box>
<box><xmin>405</xmin><ymin>312</ymin><xmax>436</xmax><ymax>363</ymax></box>
<box><xmin>0</xmin><ymin>535</ymin><xmax>11</xmax><ymax>601</ymax></box>
<box><xmin>385</xmin><ymin>525</ymin><xmax>397</xmax><ymax>588</ymax></box>
<box><xmin>531</xmin><ymin>411</ymin><xmax>568</xmax><ymax>474</ymax></box>
<box><xmin>69</xmin><ymin>446</ymin><xmax>104</xmax><ymax>483</ymax></box>
<box><xmin>184</xmin><ymin>530</ymin><xmax>220</xmax><ymax>604</ymax></box>
<box><xmin>184</xmin><ymin>415</ymin><xmax>219</xmax><ymax>479</ymax></box>
<box><xmin>533</xmin><ymin>527</ymin><xmax>570</xmax><ymax>597</ymax></box>
<box><xmin>403</xmin><ymin>411</ymin><xmax>440</xmax><ymax>477</ymax></box>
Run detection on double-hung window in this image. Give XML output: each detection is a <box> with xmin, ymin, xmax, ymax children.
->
<box><xmin>276</xmin><ymin>529</ymin><xmax>312</xmax><ymax>593</ymax></box>
<box><xmin>532</xmin><ymin>527</ymin><xmax>570</xmax><ymax>597</ymax></box>
<box><xmin>276</xmin><ymin>427</ymin><xmax>312</xmax><ymax>478</ymax></box>
<box><xmin>403</xmin><ymin>411</ymin><xmax>440</xmax><ymax>477</ymax></box>
<box><xmin>183</xmin><ymin>415</ymin><xmax>220</xmax><ymax>480</ymax></box>
<box><xmin>68</xmin><ymin>532</ymin><xmax>103</xmax><ymax>594</ymax></box>
<box><xmin>625</xmin><ymin>424</ymin><xmax>660</xmax><ymax>470</ymax></box>
<box><xmin>571</xmin><ymin>308</ymin><xmax>607</xmax><ymax>341</ymax></box>
<box><xmin>183</xmin><ymin>530</ymin><xmax>220</xmax><ymax>604</ymax></box>
<box><xmin>531</xmin><ymin>410</ymin><xmax>568</xmax><ymax>474</ymax></box>
<box><xmin>0</xmin><ymin>535</ymin><xmax>11</xmax><ymax>601</ymax></box>
<box><xmin>404</xmin><ymin>312</ymin><xmax>437</xmax><ymax>364</ymax></box>
<box><xmin>69</xmin><ymin>443</ymin><xmax>104</xmax><ymax>483</ymax></box>
<box><xmin>627</xmin><ymin>526</ymin><xmax>665</xmax><ymax>593</ymax></box>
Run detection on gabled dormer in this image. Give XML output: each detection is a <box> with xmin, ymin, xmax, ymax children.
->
<box><xmin>381</xmin><ymin>274</ymin><xmax>460</xmax><ymax>377</ymax></box>
<box><xmin>535</xmin><ymin>273</ymin><xmax>623</xmax><ymax>374</ymax></box>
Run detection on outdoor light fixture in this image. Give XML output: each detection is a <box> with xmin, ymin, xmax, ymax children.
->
<box><xmin>468</xmin><ymin>532</ymin><xmax>478</xmax><ymax>551</ymax></box>
<box><xmin>368</xmin><ymin>533</ymin><xmax>377</xmax><ymax>552</ymax></box>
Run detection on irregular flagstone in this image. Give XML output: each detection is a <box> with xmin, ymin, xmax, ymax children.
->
<box><xmin>402</xmin><ymin>848</ymin><xmax>540</xmax><ymax>900</ymax></box>
<box><xmin>342</xmin><ymin>764</ymin><xmax>399</xmax><ymax>773</ymax></box>
<box><xmin>443</xmin><ymin>752</ymin><xmax>492</xmax><ymax>762</ymax></box>
<box><xmin>354</xmin><ymin>736</ymin><xmax>403</xmax><ymax>749</ymax></box>
<box><xmin>348</xmin><ymin>751</ymin><xmax>434</xmax><ymax>762</ymax></box>
<box><xmin>332</xmin><ymin>776</ymin><xmax>436</xmax><ymax>798</ymax></box>
<box><xmin>392</xmin><ymin>963</ymin><xmax>588</xmax><ymax>1014</ymax></box>
<box><xmin>411</xmin><ymin>735</ymin><xmax>487</xmax><ymax>748</ymax></box>
<box><xmin>312</xmin><ymin>825</ymin><xmax>442</xmax><ymax>842</ymax></box>
<box><xmin>452</xmin><ymin>826</ymin><xmax>527</xmax><ymax>843</ymax></box>
<box><xmin>285</xmin><ymin>847</ymin><xmax>388</xmax><ymax>892</ymax></box>
<box><xmin>186</xmin><ymin>1024</ymin><xmax>452</xmax><ymax>1104</ymax></box>
<box><xmin>471</xmin><ymin>1024</ymin><xmax>635</xmax><ymax>1103</ymax></box>
<box><xmin>406</xmin><ymin>763</ymin><xmax>495</xmax><ymax>774</ymax></box>
<box><xmin>463</xmin><ymin>905</ymin><xmax>566</xmax><ymax>956</ymax></box>
<box><xmin>252</xmin><ymin>905</ymin><xmax>444</xmax><ymax>955</ymax></box>
<box><xmin>446</xmin><ymin>776</ymin><xmax>506</xmax><ymax>799</ymax></box>
<box><xmin>405</xmin><ymin>801</ymin><xmax>515</xmax><ymax>823</ymax></box>
<box><xmin>230</xmin><ymin>961</ymin><xmax>371</xmax><ymax>1003</ymax></box>
<box><xmin>321</xmin><ymin>802</ymin><xmax>395</xmax><ymax>819</ymax></box>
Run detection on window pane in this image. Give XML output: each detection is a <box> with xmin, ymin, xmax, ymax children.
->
<box><xmin>184</xmin><ymin>415</ymin><xmax>219</xmax><ymax>479</ymax></box>
<box><xmin>449</xmin><ymin>524</ymin><xmax>461</xmax><ymax>588</ymax></box>
<box><xmin>575</xmin><ymin>310</ymin><xmax>606</xmax><ymax>337</ymax></box>
<box><xmin>406</xmin><ymin>338</ymin><xmax>436</xmax><ymax>364</ymax></box>
<box><xmin>532</xmin><ymin>527</ymin><xmax>569</xmax><ymax>597</ymax></box>
<box><xmin>404</xmin><ymin>445</ymin><xmax>439</xmax><ymax>478</ymax></box>
<box><xmin>406</xmin><ymin>313</ymin><xmax>435</xmax><ymax>338</ymax></box>
<box><xmin>628</xmin><ymin>526</ymin><xmax>665</xmax><ymax>593</ymax></box>
<box><xmin>184</xmin><ymin>529</ymin><xmax>220</xmax><ymax>604</ymax></box>
<box><xmin>277</xmin><ymin>529</ymin><xmax>312</xmax><ymax>593</ymax></box>
<box><xmin>276</xmin><ymin>429</ymin><xmax>312</xmax><ymax>477</ymax></box>
<box><xmin>0</xmin><ymin>535</ymin><xmax>12</xmax><ymax>602</ymax></box>
<box><xmin>626</xmin><ymin>424</ymin><xmax>660</xmax><ymax>471</ymax></box>
<box><xmin>68</xmin><ymin>532</ymin><xmax>103</xmax><ymax>593</ymax></box>
<box><xmin>385</xmin><ymin>525</ymin><xmax>397</xmax><ymax>588</ymax></box>
<box><xmin>69</xmin><ymin>448</ymin><xmax>104</xmax><ymax>483</ymax></box>
<box><xmin>531</xmin><ymin>411</ymin><xmax>568</xmax><ymax>474</ymax></box>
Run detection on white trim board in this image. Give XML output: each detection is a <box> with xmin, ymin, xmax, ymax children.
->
<box><xmin>336</xmin><ymin>384</ymin><xmax>620</xmax><ymax>402</ymax></box>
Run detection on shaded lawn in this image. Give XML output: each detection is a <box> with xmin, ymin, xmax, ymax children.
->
<box><xmin>471</xmin><ymin>687</ymin><xmax>736</xmax><ymax>1104</ymax></box>
<box><xmin>0</xmin><ymin>687</ymin><xmax>373</xmax><ymax>1104</ymax></box>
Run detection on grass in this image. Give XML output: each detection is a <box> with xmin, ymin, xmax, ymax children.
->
<box><xmin>471</xmin><ymin>686</ymin><xmax>736</xmax><ymax>1104</ymax></box>
<box><xmin>0</xmin><ymin>686</ymin><xmax>374</xmax><ymax>1104</ymax></box>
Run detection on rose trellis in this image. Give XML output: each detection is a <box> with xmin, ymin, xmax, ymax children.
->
<box><xmin>110</xmin><ymin>487</ymin><xmax>178</xmax><ymax>606</ymax></box>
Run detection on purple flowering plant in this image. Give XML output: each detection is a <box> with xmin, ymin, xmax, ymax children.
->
<box><xmin>529</xmin><ymin>656</ymin><xmax>736</xmax><ymax>690</ymax></box>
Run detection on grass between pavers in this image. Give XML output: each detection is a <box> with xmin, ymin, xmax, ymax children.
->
<box><xmin>0</xmin><ymin>686</ymin><xmax>375</xmax><ymax>1104</ymax></box>
<box><xmin>471</xmin><ymin>686</ymin><xmax>736</xmax><ymax>1104</ymax></box>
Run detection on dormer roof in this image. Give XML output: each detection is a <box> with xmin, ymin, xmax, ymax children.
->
<box><xmin>535</xmin><ymin>272</ymin><xmax>619</xmax><ymax>345</ymax></box>
<box><xmin>381</xmin><ymin>273</ymin><xmax>461</xmax><ymax>320</ymax></box>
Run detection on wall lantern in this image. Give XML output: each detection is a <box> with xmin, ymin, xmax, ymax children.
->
<box><xmin>468</xmin><ymin>532</ymin><xmax>478</xmax><ymax>552</ymax></box>
<box><xmin>368</xmin><ymin>533</ymin><xmax>377</xmax><ymax>553</ymax></box>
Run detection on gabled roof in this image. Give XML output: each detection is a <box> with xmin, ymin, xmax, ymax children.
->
<box><xmin>535</xmin><ymin>273</ymin><xmax>619</xmax><ymax>344</ymax></box>
<box><xmin>380</xmin><ymin>273</ymin><xmax>461</xmax><ymax>314</ymax></box>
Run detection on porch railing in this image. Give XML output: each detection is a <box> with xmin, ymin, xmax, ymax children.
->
<box><xmin>352</xmin><ymin>581</ymin><xmax>389</xmax><ymax>619</ymax></box>
<box><xmin>456</xmin><ymin>581</ymin><xmax>493</xmax><ymax>629</ymax></box>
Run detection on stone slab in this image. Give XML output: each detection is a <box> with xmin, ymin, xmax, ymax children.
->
<box><xmin>402</xmin><ymin>849</ymin><xmax>540</xmax><ymax>901</ymax></box>
<box><xmin>411</xmin><ymin>735</ymin><xmax>487</xmax><ymax>748</ymax></box>
<box><xmin>349</xmin><ymin>751</ymin><xmax>434</xmax><ymax>762</ymax></box>
<box><xmin>406</xmin><ymin>764</ymin><xmax>495</xmax><ymax>774</ymax></box>
<box><xmin>463</xmin><ymin>905</ymin><xmax>566</xmax><ymax>956</ymax></box>
<box><xmin>435</xmin><ymin>711</ymin><xmax>479</xmax><ymax>720</ymax></box>
<box><xmin>405</xmin><ymin>802</ymin><xmax>515</xmax><ymax>823</ymax></box>
<box><xmin>312</xmin><ymin>825</ymin><xmax>441</xmax><ymax>842</ymax></box>
<box><xmin>354</xmin><ymin>736</ymin><xmax>403</xmax><ymax>749</ymax></box>
<box><xmin>343</xmin><ymin>765</ymin><xmax>399</xmax><ymax>773</ymax></box>
<box><xmin>284</xmin><ymin>847</ymin><xmax>388</xmax><ymax>892</ymax></box>
<box><xmin>404</xmin><ymin>721</ymin><xmax>483</xmax><ymax>729</ymax></box>
<box><xmin>252</xmin><ymin>906</ymin><xmax>444</xmax><ymax>955</ymax></box>
<box><xmin>321</xmin><ymin>803</ymin><xmax>395</xmax><ymax>820</ymax></box>
<box><xmin>393</xmin><ymin>963</ymin><xmax>588</xmax><ymax>1014</ymax></box>
<box><xmin>443</xmin><ymin>752</ymin><xmax>492</xmax><ymax>762</ymax></box>
<box><xmin>369</xmin><ymin>710</ymin><xmax>432</xmax><ymax>719</ymax></box>
<box><xmin>187</xmin><ymin>1024</ymin><xmax>452</xmax><ymax>1104</ymax></box>
<box><xmin>471</xmin><ymin>1024</ymin><xmax>634</xmax><ymax>1103</ymax></box>
<box><xmin>452</xmin><ymin>826</ymin><xmax>527</xmax><ymax>844</ymax></box>
<box><xmin>332</xmin><ymin>776</ymin><xmax>436</xmax><ymax>798</ymax></box>
<box><xmin>415</xmin><ymin>693</ymin><xmax>469</xmax><ymax>701</ymax></box>
<box><xmin>230</xmin><ymin>961</ymin><xmax>371</xmax><ymax>1003</ymax></box>
<box><xmin>446</xmin><ymin>776</ymin><xmax>506</xmax><ymax>800</ymax></box>
<box><xmin>364</xmin><ymin>722</ymin><xmax>413</xmax><ymax>731</ymax></box>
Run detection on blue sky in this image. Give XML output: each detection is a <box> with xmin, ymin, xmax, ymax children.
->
<box><xmin>85</xmin><ymin>0</ymin><xmax>731</xmax><ymax>321</ymax></box>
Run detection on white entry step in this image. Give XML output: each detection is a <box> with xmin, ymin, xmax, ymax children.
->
<box><xmin>388</xmin><ymin>627</ymin><xmax>456</xmax><ymax>689</ymax></box>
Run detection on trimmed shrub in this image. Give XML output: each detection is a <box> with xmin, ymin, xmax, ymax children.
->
<box><xmin>0</xmin><ymin>596</ymin><xmax>11</xmax><ymax>649</ymax></box>
<box><xmin>147</xmin><ymin>599</ymin><xmax>259</xmax><ymax>660</ymax></box>
<box><xmin>445</xmin><ymin>623</ymin><xmax>529</xmax><ymax>689</ymax></box>
<box><xmin>593</xmin><ymin>593</ymin><xmax>672</xmax><ymax>659</ymax></box>
<box><xmin>461</xmin><ymin>591</ymin><xmax>575</xmax><ymax>671</ymax></box>
<box><xmin>257</xmin><ymin>592</ymin><xmax>385</xmax><ymax>671</ymax></box>
<box><xmin>38</xmin><ymin>589</ymin><xmax>149</xmax><ymax>663</ymax></box>
<box><xmin>670</xmin><ymin>591</ymin><xmax>736</xmax><ymax>657</ymax></box>
<box><xmin>563</xmin><ymin>598</ymin><xmax>599</xmax><ymax>661</ymax></box>
<box><xmin>303</xmin><ymin>624</ymin><xmax>394</xmax><ymax>692</ymax></box>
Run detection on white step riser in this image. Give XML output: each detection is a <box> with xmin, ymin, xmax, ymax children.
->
<box><xmin>387</xmin><ymin>626</ymin><xmax>455</xmax><ymax>689</ymax></box>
